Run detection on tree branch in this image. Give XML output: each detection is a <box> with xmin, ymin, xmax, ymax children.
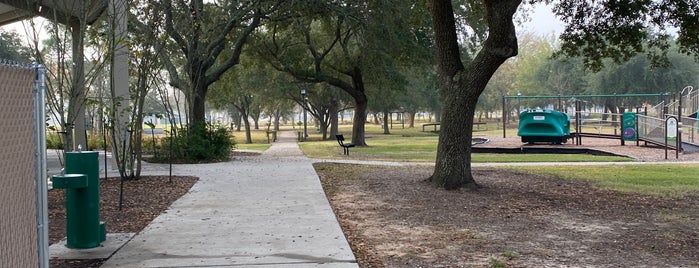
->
<box><xmin>205</xmin><ymin>10</ymin><xmax>262</xmax><ymax>86</ymax></box>
<box><xmin>131</xmin><ymin>16</ymin><xmax>187</xmax><ymax>90</ymax></box>
<box><xmin>162</xmin><ymin>0</ymin><xmax>189</xmax><ymax>56</ymax></box>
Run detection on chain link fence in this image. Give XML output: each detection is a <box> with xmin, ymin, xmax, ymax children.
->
<box><xmin>0</xmin><ymin>60</ymin><xmax>48</xmax><ymax>268</ymax></box>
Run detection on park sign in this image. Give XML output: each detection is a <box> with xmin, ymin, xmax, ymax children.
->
<box><xmin>666</xmin><ymin>117</ymin><xmax>677</xmax><ymax>142</ymax></box>
<box><xmin>665</xmin><ymin>116</ymin><xmax>679</xmax><ymax>160</ymax></box>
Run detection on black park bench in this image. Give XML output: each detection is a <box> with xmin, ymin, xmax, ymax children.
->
<box><xmin>335</xmin><ymin>134</ymin><xmax>355</xmax><ymax>155</ymax></box>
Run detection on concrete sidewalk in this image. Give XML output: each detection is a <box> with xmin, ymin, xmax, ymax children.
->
<box><xmin>100</xmin><ymin>131</ymin><xmax>357</xmax><ymax>267</ymax></box>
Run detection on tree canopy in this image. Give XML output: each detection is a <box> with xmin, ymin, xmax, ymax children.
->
<box><xmin>153</xmin><ymin>0</ymin><xmax>278</xmax><ymax>128</ymax></box>
<box><xmin>254</xmin><ymin>0</ymin><xmax>431</xmax><ymax>146</ymax></box>
<box><xmin>553</xmin><ymin>0</ymin><xmax>699</xmax><ymax>71</ymax></box>
<box><xmin>0</xmin><ymin>29</ymin><xmax>32</xmax><ymax>62</ymax></box>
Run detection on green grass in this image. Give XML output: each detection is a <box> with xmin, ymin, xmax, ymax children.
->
<box><xmin>305</xmin><ymin>123</ymin><xmax>698</xmax><ymax>198</ymax></box>
<box><xmin>509</xmin><ymin>164</ymin><xmax>699</xmax><ymax>197</ymax></box>
<box><xmin>299</xmin><ymin>124</ymin><xmax>632</xmax><ymax>162</ymax></box>
<box><xmin>231</xmin><ymin>129</ymin><xmax>274</xmax><ymax>151</ymax></box>
<box><xmin>236</xmin><ymin>143</ymin><xmax>271</xmax><ymax>151</ymax></box>
<box><xmin>325</xmin><ymin>134</ymin><xmax>442</xmax><ymax>161</ymax></box>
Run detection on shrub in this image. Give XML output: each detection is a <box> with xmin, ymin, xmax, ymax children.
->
<box><xmin>151</xmin><ymin>123</ymin><xmax>235</xmax><ymax>163</ymax></box>
<box><xmin>87</xmin><ymin>134</ymin><xmax>107</xmax><ymax>150</ymax></box>
<box><xmin>46</xmin><ymin>133</ymin><xmax>64</xmax><ymax>149</ymax></box>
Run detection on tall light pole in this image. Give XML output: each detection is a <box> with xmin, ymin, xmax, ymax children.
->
<box><xmin>301</xmin><ymin>88</ymin><xmax>308</xmax><ymax>141</ymax></box>
<box><xmin>517</xmin><ymin>90</ymin><xmax>522</xmax><ymax>120</ymax></box>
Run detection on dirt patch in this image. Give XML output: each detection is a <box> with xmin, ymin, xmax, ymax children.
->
<box><xmin>49</xmin><ymin>175</ymin><xmax>198</xmax><ymax>267</ymax></box>
<box><xmin>316</xmin><ymin>163</ymin><xmax>699</xmax><ymax>267</ymax></box>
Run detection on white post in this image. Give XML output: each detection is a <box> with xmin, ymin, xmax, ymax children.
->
<box><xmin>109</xmin><ymin>0</ymin><xmax>130</xmax><ymax>174</ymax></box>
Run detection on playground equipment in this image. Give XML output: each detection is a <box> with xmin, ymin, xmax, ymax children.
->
<box><xmin>503</xmin><ymin>93</ymin><xmax>671</xmax><ymax>141</ymax></box>
<box><xmin>517</xmin><ymin>109</ymin><xmax>571</xmax><ymax>144</ymax></box>
<box><xmin>635</xmin><ymin>86</ymin><xmax>699</xmax><ymax>154</ymax></box>
<box><xmin>622</xmin><ymin>112</ymin><xmax>637</xmax><ymax>141</ymax></box>
<box><xmin>502</xmin><ymin>89</ymin><xmax>699</xmax><ymax>154</ymax></box>
<box><xmin>682</xmin><ymin>86</ymin><xmax>699</xmax><ymax>145</ymax></box>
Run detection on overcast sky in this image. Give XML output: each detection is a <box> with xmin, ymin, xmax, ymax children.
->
<box><xmin>519</xmin><ymin>3</ymin><xmax>565</xmax><ymax>35</ymax></box>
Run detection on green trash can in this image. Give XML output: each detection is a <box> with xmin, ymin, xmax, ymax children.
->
<box><xmin>51</xmin><ymin>151</ymin><xmax>106</xmax><ymax>249</ymax></box>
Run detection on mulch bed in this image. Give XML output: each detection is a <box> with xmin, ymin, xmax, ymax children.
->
<box><xmin>48</xmin><ymin>175</ymin><xmax>198</xmax><ymax>268</ymax></box>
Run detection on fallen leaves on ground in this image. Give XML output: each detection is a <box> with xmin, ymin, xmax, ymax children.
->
<box><xmin>316</xmin><ymin>163</ymin><xmax>699</xmax><ymax>267</ymax></box>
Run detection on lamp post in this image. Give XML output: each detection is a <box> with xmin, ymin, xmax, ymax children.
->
<box><xmin>516</xmin><ymin>90</ymin><xmax>522</xmax><ymax>120</ymax></box>
<box><xmin>301</xmin><ymin>88</ymin><xmax>308</xmax><ymax>141</ymax></box>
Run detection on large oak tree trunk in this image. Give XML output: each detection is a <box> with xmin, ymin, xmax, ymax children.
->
<box><xmin>428</xmin><ymin>0</ymin><xmax>520</xmax><ymax>190</ymax></box>
<box><xmin>327</xmin><ymin>96</ymin><xmax>339</xmax><ymax>138</ymax></box>
<box><xmin>432</xmin><ymin>74</ymin><xmax>481</xmax><ymax>189</ymax></box>
<box><xmin>382</xmin><ymin>110</ymin><xmax>390</xmax><ymax>134</ymax></box>
<box><xmin>346</xmin><ymin>67</ymin><xmax>368</xmax><ymax>146</ymax></box>
<box><xmin>351</xmin><ymin>93</ymin><xmax>368</xmax><ymax>146</ymax></box>
<box><xmin>408</xmin><ymin>112</ymin><xmax>416</xmax><ymax>128</ymax></box>
<box><xmin>186</xmin><ymin>49</ymin><xmax>210</xmax><ymax>126</ymax></box>
<box><xmin>330</xmin><ymin>103</ymin><xmax>339</xmax><ymax>138</ymax></box>
<box><xmin>188</xmin><ymin>76</ymin><xmax>208</xmax><ymax>127</ymax></box>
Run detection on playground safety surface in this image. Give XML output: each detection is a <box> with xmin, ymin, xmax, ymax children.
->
<box><xmin>480</xmin><ymin>135</ymin><xmax>699</xmax><ymax>162</ymax></box>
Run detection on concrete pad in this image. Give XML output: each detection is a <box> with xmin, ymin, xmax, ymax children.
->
<box><xmin>49</xmin><ymin>233</ymin><xmax>134</xmax><ymax>259</ymax></box>
<box><xmin>100</xmin><ymin>131</ymin><xmax>358</xmax><ymax>267</ymax></box>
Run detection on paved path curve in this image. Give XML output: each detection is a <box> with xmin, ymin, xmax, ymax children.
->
<box><xmin>101</xmin><ymin>131</ymin><xmax>357</xmax><ymax>267</ymax></box>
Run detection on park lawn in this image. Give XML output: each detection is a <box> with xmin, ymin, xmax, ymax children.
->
<box><xmin>298</xmin><ymin>130</ymin><xmax>633</xmax><ymax>162</ymax></box>
<box><xmin>236</xmin><ymin>143</ymin><xmax>271</xmax><ymax>151</ymax></box>
<box><xmin>232</xmin><ymin>129</ymin><xmax>274</xmax><ymax>151</ymax></box>
<box><xmin>509</xmin><ymin>164</ymin><xmax>699</xmax><ymax>197</ymax></box>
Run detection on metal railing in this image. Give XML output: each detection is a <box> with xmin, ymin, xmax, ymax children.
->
<box><xmin>680</xmin><ymin>86</ymin><xmax>698</xmax><ymax>145</ymax></box>
<box><xmin>681</xmin><ymin>116</ymin><xmax>698</xmax><ymax>144</ymax></box>
<box><xmin>637</xmin><ymin>114</ymin><xmax>665</xmax><ymax>143</ymax></box>
<box><xmin>647</xmin><ymin>101</ymin><xmax>665</xmax><ymax>119</ymax></box>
